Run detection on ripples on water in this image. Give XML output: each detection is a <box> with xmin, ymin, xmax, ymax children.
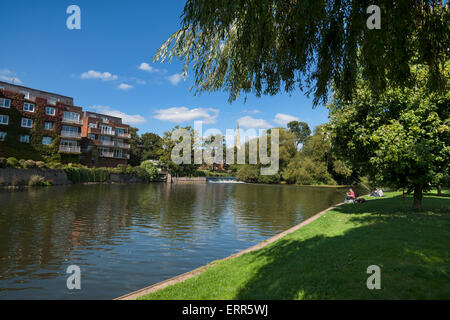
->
<box><xmin>0</xmin><ymin>183</ymin><xmax>350</xmax><ymax>299</ymax></box>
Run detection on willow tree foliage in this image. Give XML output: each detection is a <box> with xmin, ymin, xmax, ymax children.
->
<box><xmin>328</xmin><ymin>62</ymin><xmax>449</xmax><ymax>211</ymax></box>
<box><xmin>154</xmin><ymin>0</ymin><xmax>449</xmax><ymax>105</ymax></box>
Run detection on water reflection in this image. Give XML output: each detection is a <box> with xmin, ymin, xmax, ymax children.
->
<box><xmin>0</xmin><ymin>183</ymin><xmax>348</xmax><ymax>299</ymax></box>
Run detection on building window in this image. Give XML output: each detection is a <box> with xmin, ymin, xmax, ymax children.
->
<box><xmin>115</xmin><ymin>128</ymin><xmax>125</xmax><ymax>136</ymax></box>
<box><xmin>89</xmin><ymin>123</ymin><xmax>97</xmax><ymax>128</ymax></box>
<box><xmin>0</xmin><ymin>98</ymin><xmax>11</xmax><ymax>108</ymax></box>
<box><xmin>44</xmin><ymin>122</ymin><xmax>53</xmax><ymax>130</ymax></box>
<box><xmin>61</xmin><ymin>139</ymin><xmax>77</xmax><ymax>147</ymax></box>
<box><xmin>23</xmin><ymin>103</ymin><xmax>35</xmax><ymax>112</ymax></box>
<box><xmin>48</xmin><ymin>98</ymin><xmax>59</xmax><ymax>105</ymax></box>
<box><xmin>100</xmin><ymin>124</ymin><xmax>112</xmax><ymax>135</ymax></box>
<box><xmin>21</xmin><ymin>118</ymin><xmax>33</xmax><ymax>128</ymax></box>
<box><xmin>20</xmin><ymin>91</ymin><xmax>30</xmax><ymax>99</ymax></box>
<box><xmin>0</xmin><ymin>115</ymin><xmax>9</xmax><ymax>125</ymax></box>
<box><xmin>42</xmin><ymin>137</ymin><xmax>53</xmax><ymax>145</ymax></box>
<box><xmin>20</xmin><ymin>135</ymin><xmax>30</xmax><ymax>143</ymax></box>
<box><xmin>45</xmin><ymin>106</ymin><xmax>56</xmax><ymax>116</ymax></box>
<box><xmin>63</xmin><ymin>111</ymin><xmax>80</xmax><ymax>121</ymax></box>
<box><xmin>0</xmin><ymin>132</ymin><xmax>6</xmax><ymax>141</ymax></box>
<box><xmin>88</xmin><ymin>133</ymin><xmax>95</xmax><ymax>140</ymax></box>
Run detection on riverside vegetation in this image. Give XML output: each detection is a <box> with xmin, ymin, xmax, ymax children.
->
<box><xmin>0</xmin><ymin>157</ymin><xmax>160</xmax><ymax>186</ymax></box>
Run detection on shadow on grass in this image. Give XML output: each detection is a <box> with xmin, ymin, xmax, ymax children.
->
<box><xmin>235</xmin><ymin>195</ymin><xmax>450</xmax><ymax>300</ymax></box>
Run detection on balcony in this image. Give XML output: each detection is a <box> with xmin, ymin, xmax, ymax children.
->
<box><xmin>116</xmin><ymin>133</ymin><xmax>131</xmax><ymax>139</ymax></box>
<box><xmin>100</xmin><ymin>151</ymin><xmax>114</xmax><ymax>158</ymax></box>
<box><xmin>88</xmin><ymin>127</ymin><xmax>101</xmax><ymax>135</ymax></box>
<box><xmin>99</xmin><ymin>140</ymin><xmax>115</xmax><ymax>147</ymax></box>
<box><xmin>59</xmin><ymin>145</ymin><xmax>81</xmax><ymax>154</ymax></box>
<box><xmin>60</xmin><ymin>131</ymin><xmax>81</xmax><ymax>139</ymax></box>
<box><xmin>62</xmin><ymin>118</ymin><xmax>83</xmax><ymax>126</ymax></box>
<box><xmin>114</xmin><ymin>154</ymin><xmax>130</xmax><ymax>160</ymax></box>
<box><xmin>115</xmin><ymin>142</ymin><xmax>131</xmax><ymax>149</ymax></box>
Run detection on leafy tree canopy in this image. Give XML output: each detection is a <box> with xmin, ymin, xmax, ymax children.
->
<box><xmin>287</xmin><ymin>121</ymin><xmax>311</xmax><ymax>146</ymax></box>
<box><xmin>155</xmin><ymin>0</ymin><xmax>449</xmax><ymax>105</ymax></box>
<box><xmin>328</xmin><ymin>62</ymin><xmax>449</xmax><ymax>210</ymax></box>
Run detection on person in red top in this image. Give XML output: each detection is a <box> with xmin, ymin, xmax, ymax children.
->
<box><xmin>345</xmin><ymin>188</ymin><xmax>356</xmax><ymax>203</ymax></box>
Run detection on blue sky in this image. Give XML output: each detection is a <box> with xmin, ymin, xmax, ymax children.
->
<box><xmin>0</xmin><ymin>0</ymin><xmax>330</xmax><ymax>136</ymax></box>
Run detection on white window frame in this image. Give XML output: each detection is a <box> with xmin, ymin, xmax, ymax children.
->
<box><xmin>21</xmin><ymin>118</ymin><xmax>33</xmax><ymax>128</ymax></box>
<box><xmin>0</xmin><ymin>115</ymin><xmax>9</xmax><ymax>125</ymax></box>
<box><xmin>0</xmin><ymin>98</ymin><xmax>11</xmax><ymax>109</ymax></box>
<box><xmin>23</xmin><ymin>103</ymin><xmax>35</xmax><ymax>112</ymax></box>
<box><xmin>20</xmin><ymin>135</ymin><xmax>30</xmax><ymax>143</ymax></box>
<box><xmin>0</xmin><ymin>131</ymin><xmax>6</xmax><ymax>141</ymax></box>
<box><xmin>20</xmin><ymin>91</ymin><xmax>30</xmax><ymax>99</ymax></box>
<box><xmin>42</xmin><ymin>137</ymin><xmax>53</xmax><ymax>146</ymax></box>
<box><xmin>44</xmin><ymin>122</ymin><xmax>53</xmax><ymax>130</ymax></box>
<box><xmin>45</xmin><ymin>106</ymin><xmax>56</xmax><ymax>116</ymax></box>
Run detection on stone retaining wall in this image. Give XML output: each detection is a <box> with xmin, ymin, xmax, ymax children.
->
<box><xmin>0</xmin><ymin>168</ymin><xmax>70</xmax><ymax>186</ymax></box>
<box><xmin>170</xmin><ymin>177</ymin><xmax>206</xmax><ymax>184</ymax></box>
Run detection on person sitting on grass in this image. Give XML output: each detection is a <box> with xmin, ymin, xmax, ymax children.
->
<box><xmin>370</xmin><ymin>188</ymin><xmax>384</xmax><ymax>197</ymax></box>
<box><xmin>344</xmin><ymin>188</ymin><xmax>356</xmax><ymax>203</ymax></box>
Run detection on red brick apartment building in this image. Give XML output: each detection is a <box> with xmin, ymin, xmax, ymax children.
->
<box><xmin>0</xmin><ymin>81</ymin><xmax>131</xmax><ymax>167</ymax></box>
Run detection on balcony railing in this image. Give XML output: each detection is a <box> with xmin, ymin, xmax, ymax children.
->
<box><xmin>62</xmin><ymin>118</ymin><xmax>83</xmax><ymax>125</ymax></box>
<box><xmin>100</xmin><ymin>151</ymin><xmax>114</xmax><ymax>158</ymax></box>
<box><xmin>116</xmin><ymin>133</ymin><xmax>131</xmax><ymax>139</ymax></box>
<box><xmin>60</xmin><ymin>131</ymin><xmax>81</xmax><ymax>139</ymax></box>
<box><xmin>113</xmin><ymin>154</ymin><xmax>130</xmax><ymax>159</ymax></box>
<box><xmin>115</xmin><ymin>142</ymin><xmax>131</xmax><ymax>149</ymax></box>
<box><xmin>99</xmin><ymin>140</ymin><xmax>115</xmax><ymax>147</ymax></box>
<box><xmin>59</xmin><ymin>145</ymin><xmax>81</xmax><ymax>154</ymax></box>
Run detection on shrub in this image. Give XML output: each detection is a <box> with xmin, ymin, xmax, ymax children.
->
<box><xmin>64</xmin><ymin>167</ymin><xmax>110</xmax><ymax>183</ymax></box>
<box><xmin>47</xmin><ymin>162</ymin><xmax>63</xmax><ymax>169</ymax></box>
<box><xmin>133</xmin><ymin>166</ymin><xmax>151</xmax><ymax>182</ymax></box>
<box><xmin>258</xmin><ymin>173</ymin><xmax>281</xmax><ymax>184</ymax></box>
<box><xmin>0</xmin><ymin>157</ymin><xmax>6</xmax><ymax>168</ymax></box>
<box><xmin>28</xmin><ymin>175</ymin><xmax>46</xmax><ymax>186</ymax></box>
<box><xmin>19</xmin><ymin>159</ymin><xmax>26</xmax><ymax>168</ymax></box>
<box><xmin>116</xmin><ymin>164</ymin><xmax>127</xmax><ymax>174</ymax></box>
<box><xmin>140</xmin><ymin>160</ymin><xmax>160</xmax><ymax>182</ymax></box>
<box><xmin>6</xmin><ymin>157</ymin><xmax>19</xmax><ymax>168</ymax></box>
<box><xmin>35</xmin><ymin>161</ymin><xmax>46</xmax><ymax>169</ymax></box>
<box><xmin>236</xmin><ymin>165</ymin><xmax>260</xmax><ymax>183</ymax></box>
<box><xmin>23</xmin><ymin>160</ymin><xmax>37</xmax><ymax>169</ymax></box>
<box><xmin>126</xmin><ymin>164</ymin><xmax>133</xmax><ymax>174</ymax></box>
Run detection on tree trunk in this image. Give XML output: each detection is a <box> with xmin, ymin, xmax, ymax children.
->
<box><xmin>413</xmin><ymin>184</ymin><xmax>423</xmax><ymax>211</ymax></box>
<box><xmin>437</xmin><ymin>184</ymin><xmax>442</xmax><ymax>197</ymax></box>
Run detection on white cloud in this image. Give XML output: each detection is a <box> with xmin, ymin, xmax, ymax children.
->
<box><xmin>238</xmin><ymin>116</ymin><xmax>271</xmax><ymax>129</ymax></box>
<box><xmin>81</xmin><ymin>70</ymin><xmax>118</xmax><ymax>81</ymax></box>
<box><xmin>166</xmin><ymin>73</ymin><xmax>185</xmax><ymax>86</ymax></box>
<box><xmin>0</xmin><ymin>69</ymin><xmax>22</xmax><ymax>84</ymax></box>
<box><xmin>117</xmin><ymin>83</ymin><xmax>133</xmax><ymax>90</ymax></box>
<box><xmin>242</xmin><ymin>109</ymin><xmax>261</xmax><ymax>114</ymax></box>
<box><xmin>139</xmin><ymin>62</ymin><xmax>159</xmax><ymax>73</ymax></box>
<box><xmin>273</xmin><ymin>113</ymin><xmax>299</xmax><ymax>126</ymax></box>
<box><xmin>154</xmin><ymin>107</ymin><xmax>219</xmax><ymax>124</ymax></box>
<box><xmin>90</xmin><ymin>106</ymin><xmax>147</xmax><ymax>125</ymax></box>
<box><xmin>134</xmin><ymin>78</ymin><xmax>146</xmax><ymax>85</ymax></box>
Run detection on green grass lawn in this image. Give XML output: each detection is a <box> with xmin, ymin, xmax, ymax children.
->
<box><xmin>139</xmin><ymin>191</ymin><xmax>450</xmax><ymax>300</ymax></box>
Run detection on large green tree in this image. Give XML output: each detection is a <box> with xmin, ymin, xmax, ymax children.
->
<box><xmin>155</xmin><ymin>0</ymin><xmax>448</xmax><ymax>105</ymax></box>
<box><xmin>287</xmin><ymin>121</ymin><xmax>311</xmax><ymax>146</ymax></box>
<box><xmin>328</xmin><ymin>63</ymin><xmax>449</xmax><ymax>211</ymax></box>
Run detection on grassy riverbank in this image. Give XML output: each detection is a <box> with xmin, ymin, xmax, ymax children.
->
<box><xmin>138</xmin><ymin>191</ymin><xmax>450</xmax><ymax>300</ymax></box>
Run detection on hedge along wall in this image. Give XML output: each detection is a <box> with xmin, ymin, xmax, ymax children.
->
<box><xmin>0</xmin><ymin>89</ymin><xmax>65</xmax><ymax>162</ymax></box>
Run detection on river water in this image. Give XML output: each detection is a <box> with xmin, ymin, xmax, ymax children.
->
<box><xmin>0</xmin><ymin>183</ymin><xmax>351</xmax><ymax>299</ymax></box>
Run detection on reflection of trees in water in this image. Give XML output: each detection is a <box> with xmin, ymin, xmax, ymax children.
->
<box><xmin>0</xmin><ymin>185</ymin><xmax>142</xmax><ymax>279</ymax></box>
<box><xmin>232</xmin><ymin>184</ymin><xmax>346</xmax><ymax>235</ymax></box>
<box><xmin>0</xmin><ymin>184</ymin><xmax>347</xmax><ymax>282</ymax></box>
<box><xmin>135</xmin><ymin>184</ymin><xmax>230</xmax><ymax>240</ymax></box>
